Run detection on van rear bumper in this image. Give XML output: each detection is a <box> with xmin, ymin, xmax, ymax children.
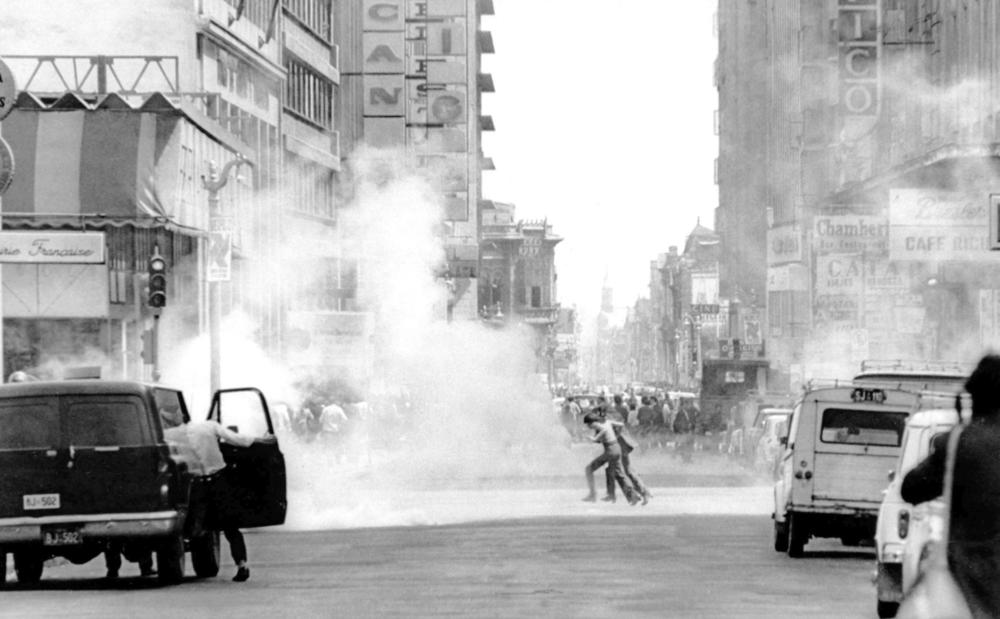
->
<box><xmin>0</xmin><ymin>511</ymin><xmax>182</xmax><ymax>543</ymax></box>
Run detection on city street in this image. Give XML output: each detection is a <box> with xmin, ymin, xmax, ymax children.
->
<box><xmin>1</xmin><ymin>455</ymin><xmax>877</xmax><ymax>618</ymax></box>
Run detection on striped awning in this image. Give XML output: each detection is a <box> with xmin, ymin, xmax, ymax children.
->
<box><xmin>1</xmin><ymin>91</ymin><xmax>248</xmax><ymax>232</ymax></box>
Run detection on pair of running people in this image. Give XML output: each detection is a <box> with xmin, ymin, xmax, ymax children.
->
<box><xmin>581</xmin><ymin>409</ymin><xmax>651</xmax><ymax>505</ymax></box>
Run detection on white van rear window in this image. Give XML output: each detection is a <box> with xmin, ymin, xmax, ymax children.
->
<box><xmin>820</xmin><ymin>408</ymin><xmax>909</xmax><ymax>446</ymax></box>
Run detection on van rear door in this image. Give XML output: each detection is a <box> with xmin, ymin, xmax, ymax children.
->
<box><xmin>811</xmin><ymin>389</ymin><xmax>913</xmax><ymax>506</ymax></box>
<box><xmin>62</xmin><ymin>394</ymin><xmax>164</xmax><ymax>515</ymax></box>
<box><xmin>0</xmin><ymin>397</ymin><xmax>65</xmax><ymax>519</ymax></box>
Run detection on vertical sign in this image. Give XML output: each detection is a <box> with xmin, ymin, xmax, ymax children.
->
<box><xmin>838</xmin><ymin>0</ymin><xmax>880</xmax><ymax>117</ymax></box>
<box><xmin>207</xmin><ymin>216</ymin><xmax>233</xmax><ymax>282</ymax></box>
<box><xmin>990</xmin><ymin>193</ymin><xmax>1000</xmax><ymax>250</ymax></box>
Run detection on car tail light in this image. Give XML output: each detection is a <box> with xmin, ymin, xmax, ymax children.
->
<box><xmin>898</xmin><ymin>509</ymin><xmax>910</xmax><ymax>539</ymax></box>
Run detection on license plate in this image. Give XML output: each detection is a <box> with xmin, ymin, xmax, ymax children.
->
<box><xmin>23</xmin><ymin>493</ymin><xmax>60</xmax><ymax>510</ymax></box>
<box><xmin>42</xmin><ymin>528</ymin><xmax>81</xmax><ymax>546</ymax></box>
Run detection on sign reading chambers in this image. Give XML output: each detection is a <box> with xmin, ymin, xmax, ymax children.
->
<box><xmin>0</xmin><ymin>232</ymin><xmax>105</xmax><ymax>264</ymax></box>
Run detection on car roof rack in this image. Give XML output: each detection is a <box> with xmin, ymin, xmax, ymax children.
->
<box><xmin>857</xmin><ymin>359</ymin><xmax>970</xmax><ymax>375</ymax></box>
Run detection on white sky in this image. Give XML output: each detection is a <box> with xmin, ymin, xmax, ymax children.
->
<box><xmin>481</xmin><ymin>1</ymin><xmax>719</xmax><ymax>323</ymax></box>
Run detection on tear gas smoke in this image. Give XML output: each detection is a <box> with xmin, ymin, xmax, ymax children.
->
<box><xmin>156</xmin><ymin>147</ymin><xmax>576</xmax><ymax>529</ymax></box>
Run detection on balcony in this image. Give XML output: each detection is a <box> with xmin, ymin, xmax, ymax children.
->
<box><xmin>519</xmin><ymin>306</ymin><xmax>560</xmax><ymax>325</ymax></box>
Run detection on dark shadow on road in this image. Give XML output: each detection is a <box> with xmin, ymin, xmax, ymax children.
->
<box><xmin>1</xmin><ymin>576</ymin><xmax>188</xmax><ymax>592</ymax></box>
<box><xmin>797</xmin><ymin>550</ymin><xmax>874</xmax><ymax>560</ymax></box>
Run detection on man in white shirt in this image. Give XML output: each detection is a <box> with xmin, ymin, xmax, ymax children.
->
<box><xmin>161</xmin><ymin>407</ymin><xmax>265</xmax><ymax>582</ymax></box>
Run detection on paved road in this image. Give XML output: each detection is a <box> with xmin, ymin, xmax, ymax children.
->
<box><xmin>1</xmin><ymin>489</ymin><xmax>877</xmax><ymax>618</ymax></box>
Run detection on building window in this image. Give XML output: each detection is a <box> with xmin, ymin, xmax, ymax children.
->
<box><xmin>285</xmin><ymin>155</ymin><xmax>335</xmax><ymax>219</ymax></box>
<box><xmin>283</xmin><ymin>0</ymin><xmax>332</xmax><ymax>42</ymax></box>
<box><xmin>224</xmin><ymin>0</ymin><xmax>271</xmax><ymax>30</ymax></box>
<box><xmin>285</xmin><ymin>58</ymin><xmax>334</xmax><ymax>130</ymax></box>
<box><xmin>531</xmin><ymin>286</ymin><xmax>542</xmax><ymax>308</ymax></box>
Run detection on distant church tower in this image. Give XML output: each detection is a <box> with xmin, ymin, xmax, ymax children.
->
<box><xmin>600</xmin><ymin>273</ymin><xmax>614</xmax><ymax>314</ymax></box>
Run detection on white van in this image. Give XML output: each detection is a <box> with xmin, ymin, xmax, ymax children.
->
<box><xmin>773</xmin><ymin>384</ymin><xmax>921</xmax><ymax>558</ymax></box>
<box><xmin>873</xmin><ymin>408</ymin><xmax>960</xmax><ymax>618</ymax></box>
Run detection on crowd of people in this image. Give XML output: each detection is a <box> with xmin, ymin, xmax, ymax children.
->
<box><xmin>558</xmin><ymin>389</ymin><xmax>702</xmax><ymax>451</ymax></box>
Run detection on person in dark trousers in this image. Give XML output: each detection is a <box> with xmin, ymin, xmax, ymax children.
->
<box><xmin>104</xmin><ymin>542</ymin><xmax>155</xmax><ymax>579</ymax></box>
<box><xmin>581</xmin><ymin>412</ymin><xmax>639</xmax><ymax>505</ymax></box>
<box><xmin>901</xmin><ymin>354</ymin><xmax>1000</xmax><ymax>618</ymax></box>
<box><xmin>162</xmin><ymin>408</ymin><xmax>273</xmax><ymax>582</ymax></box>
<box><xmin>601</xmin><ymin>415</ymin><xmax>652</xmax><ymax>505</ymax></box>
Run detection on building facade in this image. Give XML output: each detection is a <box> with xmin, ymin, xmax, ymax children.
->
<box><xmin>0</xmin><ymin>0</ymin><xmax>495</xmax><ymax>392</ymax></box>
<box><xmin>717</xmin><ymin>0</ymin><xmax>1000</xmax><ymax>385</ymax></box>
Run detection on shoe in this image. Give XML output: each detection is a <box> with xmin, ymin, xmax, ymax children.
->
<box><xmin>581</xmin><ymin>494</ymin><xmax>597</xmax><ymax>503</ymax></box>
<box><xmin>140</xmin><ymin>564</ymin><xmax>157</xmax><ymax>577</ymax></box>
<box><xmin>627</xmin><ymin>494</ymin><xmax>641</xmax><ymax>506</ymax></box>
<box><xmin>600</xmin><ymin>495</ymin><xmax>616</xmax><ymax>503</ymax></box>
<box><xmin>233</xmin><ymin>566</ymin><xmax>250</xmax><ymax>582</ymax></box>
<box><xmin>641</xmin><ymin>493</ymin><xmax>650</xmax><ymax>506</ymax></box>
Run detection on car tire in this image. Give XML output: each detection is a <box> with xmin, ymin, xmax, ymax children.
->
<box><xmin>877</xmin><ymin>600</ymin><xmax>899</xmax><ymax>618</ymax></box>
<box><xmin>0</xmin><ymin>550</ymin><xmax>6</xmax><ymax>586</ymax></box>
<box><xmin>773</xmin><ymin>519</ymin><xmax>789</xmax><ymax>553</ymax></box>
<box><xmin>157</xmin><ymin>535</ymin><xmax>186</xmax><ymax>584</ymax></box>
<box><xmin>13</xmin><ymin>549</ymin><xmax>44</xmax><ymax>584</ymax></box>
<box><xmin>190</xmin><ymin>531</ymin><xmax>220</xmax><ymax>578</ymax></box>
<box><xmin>787</xmin><ymin>513</ymin><xmax>807</xmax><ymax>558</ymax></box>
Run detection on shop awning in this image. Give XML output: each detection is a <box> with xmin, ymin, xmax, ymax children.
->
<box><xmin>1</xmin><ymin>91</ymin><xmax>250</xmax><ymax>232</ymax></box>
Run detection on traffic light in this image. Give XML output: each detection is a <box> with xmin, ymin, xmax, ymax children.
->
<box><xmin>147</xmin><ymin>251</ymin><xmax>167</xmax><ymax>308</ymax></box>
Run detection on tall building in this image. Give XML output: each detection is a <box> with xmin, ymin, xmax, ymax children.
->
<box><xmin>335</xmin><ymin>0</ymin><xmax>495</xmax><ymax>321</ymax></box>
<box><xmin>718</xmin><ymin>0</ymin><xmax>1000</xmax><ymax>385</ymax></box>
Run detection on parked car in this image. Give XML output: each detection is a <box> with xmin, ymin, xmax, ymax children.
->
<box><xmin>751</xmin><ymin>408</ymin><xmax>792</xmax><ymax>475</ymax></box>
<box><xmin>773</xmin><ymin>384</ymin><xmax>921</xmax><ymax>558</ymax></box>
<box><xmin>0</xmin><ymin>380</ymin><xmax>285</xmax><ymax>586</ymax></box>
<box><xmin>872</xmin><ymin>408</ymin><xmax>959</xmax><ymax>618</ymax></box>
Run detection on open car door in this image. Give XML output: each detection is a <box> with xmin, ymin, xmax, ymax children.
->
<box><xmin>208</xmin><ymin>387</ymin><xmax>287</xmax><ymax>528</ymax></box>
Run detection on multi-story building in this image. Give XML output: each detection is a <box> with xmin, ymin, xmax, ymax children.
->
<box><xmin>0</xmin><ymin>0</ymin><xmax>286</xmax><ymax>388</ymax></box>
<box><xmin>0</xmin><ymin>0</ymin><xmax>495</xmax><ymax>394</ymax></box>
<box><xmin>335</xmin><ymin>0</ymin><xmax>494</xmax><ymax>322</ymax></box>
<box><xmin>717</xmin><ymin>1</ymin><xmax>1000</xmax><ymax>385</ymax></box>
<box><xmin>479</xmin><ymin>201</ymin><xmax>562</xmax><ymax>380</ymax></box>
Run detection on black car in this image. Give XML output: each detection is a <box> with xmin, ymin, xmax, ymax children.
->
<box><xmin>0</xmin><ymin>380</ymin><xmax>286</xmax><ymax>585</ymax></box>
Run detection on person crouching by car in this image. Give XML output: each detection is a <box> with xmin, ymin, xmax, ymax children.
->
<box><xmin>161</xmin><ymin>406</ymin><xmax>275</xmax><ymax>582</ymax></box>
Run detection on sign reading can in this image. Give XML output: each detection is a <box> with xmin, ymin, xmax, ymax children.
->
<box><xmin>23</xmin><ymin>493</ymin><xmax>60</xmax><ymax>510</ymax></box>
<box><xmin>0</xmin><ymin>232</ymin><xmax>105</xmax><ymax>264</ymax></box>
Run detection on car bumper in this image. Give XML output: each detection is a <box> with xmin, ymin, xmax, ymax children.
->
<box><xmin>0</xmin><ymin>511</ymin><xmax>182</xmax><ymax>544</ymax></box>
<box><xmin>876</xmin><ymin>559</ymin><xmax>904</xmax><ymax>602</ymax></box>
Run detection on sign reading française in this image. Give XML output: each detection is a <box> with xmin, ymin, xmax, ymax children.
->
<box><xmin>0</xmin><ymin>232</ymin><xmax>105</xmax><ymax>264</ymax></box>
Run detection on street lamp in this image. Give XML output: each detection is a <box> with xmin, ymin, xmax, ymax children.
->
<box><xmin>202</xmin><ymin>155</ymin><xmax>252</xmax><ymax>394</ymax></box>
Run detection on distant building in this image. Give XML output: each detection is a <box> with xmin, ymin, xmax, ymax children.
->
<box><xmin>479</xmin><ymin>201</ymin><xmax>562</xmax><ymax>381</ymax></box>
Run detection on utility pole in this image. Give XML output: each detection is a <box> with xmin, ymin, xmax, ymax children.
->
<box><xmin>201</xmin><ymin>156</ymin><xmax>252</xmax><ymax>394</ymax></box>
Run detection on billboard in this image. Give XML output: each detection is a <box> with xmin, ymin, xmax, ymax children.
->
<box><xmin>889</xmin><ymin>189</ymin><xmax>1000</xmax><ymax>261</ymax></box>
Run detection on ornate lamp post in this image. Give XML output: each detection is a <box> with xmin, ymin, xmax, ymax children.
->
<box><xmin>201</xmin><ymin>156</ymin><xmax>252</xmax><ymax>393</ymax></box>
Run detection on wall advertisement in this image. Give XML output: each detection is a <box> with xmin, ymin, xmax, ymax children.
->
<box><xmin>889</xmin><ymin>189</ymin><xmax>1000</xmax><ymax>262</ymax></box>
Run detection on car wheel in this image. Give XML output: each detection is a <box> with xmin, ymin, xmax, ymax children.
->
<box><xmin>877</xmin><ymin>600</ymin><xmax>900</xmax><ymax>618</ymax></box>
<box><xmin>787</xmin><ymin>513</ymin><xmax>807</xmax><ymax>558</ymax></box>
<box><xmin>773</xmin><ymin>518</ymin><xmax>789</xmax><ymax>553</ymax></box>
<box><xmin>13</xmin><ymin>549</ymin><xmax>44</xmax><ymax>584</ymax></box>
<box><xmin>190</xmin><ymin>531</ymin><xmax>220</xmax><ymax>578</ymax></box>
<box><xmin>156</xmin><ymin>535</ymin><xmax>186</xmax><ymax>584</ymax></box>
<box><xmin>0</xmin><ymin>550</ymin><xmax>6</xmax><ymax>586</ymax></box>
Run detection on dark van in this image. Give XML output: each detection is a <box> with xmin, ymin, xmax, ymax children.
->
<box><xmin>0</xmin><ymin>381</ymin><xmax>285</xmax><ymax>585</ymax></box>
